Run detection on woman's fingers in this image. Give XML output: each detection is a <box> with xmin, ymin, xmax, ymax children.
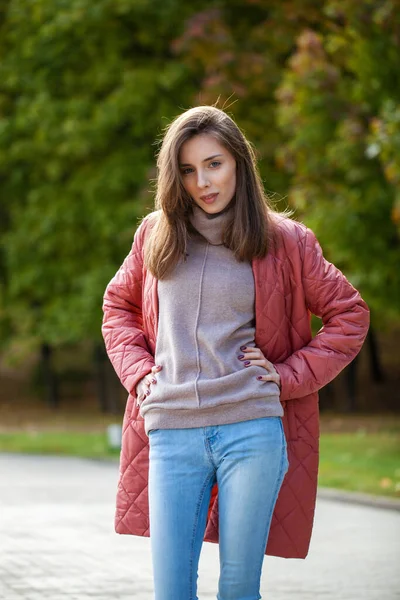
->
<box><xmin>239</xmin><ymin>346</ymin><xmax>280</xmax><ymax>387</ymax></box>
<box><xmin>145</xmin><ymin>365</ymin><xmax>163</xmax><ymax>395</ymax></box>
<box><xmin>239</xmin><ymin>348</ymin><xmax>268</xmax><ymax>362</ymax></box>
<box><xmin>249</xmin><ymin>359</ymin><xmax>274</xmax><ymax>371</ymax></box>
<box><xmin>240</xmin><ymin>352</ymin><xmax>274</xmax><ymax>371</ymax></box>
<box><xmin>257</xmin><ymin>372</ymin><xmax>280</xmax><ymax>383</ymax></box>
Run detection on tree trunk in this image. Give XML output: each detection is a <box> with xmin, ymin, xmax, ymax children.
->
<box><xmin>344</xmin><ymin>355</ymin><xmax>359</xmax><ymax>412</ymax></box>
<box><xmin>319</xmin><ymin>380</ymin><xmax>335</xmax><ymax>411</ymax></box>
<box><xmin>41</xmin><ymin>343</ymin><xmax>59</xmax><ymax>409</ymax></box>
<box><xmin>94</xmin><ymin>343</ymin><xmax>109</xmax><ymax>413</ymax></box>
<box><xmin>367</xmin><ymin>326</ymin><xmax>385</xmax><ymax>383</ymax></box>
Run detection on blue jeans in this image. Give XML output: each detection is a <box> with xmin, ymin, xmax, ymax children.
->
<box><xmin>148</xmin><ymin>416</ymin><xmax>289</xmax><ymax>600</ymax></box>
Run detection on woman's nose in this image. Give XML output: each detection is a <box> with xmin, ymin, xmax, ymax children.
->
<box><xmin>197</xmin><ymin>172</ymin><xmax>210</xmax><ymax>188</ymax></box>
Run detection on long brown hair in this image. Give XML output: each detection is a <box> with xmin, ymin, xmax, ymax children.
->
<box><xmin>144</xmin><ymin>105</ymin><xmax>292</xmax><ymax>279</ymax></box>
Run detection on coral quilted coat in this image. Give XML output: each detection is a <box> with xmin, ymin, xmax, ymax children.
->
<box><xmin>101</xmin><ymin>210</ymin><xmax>370</xmax><ymax>559</ymax></box>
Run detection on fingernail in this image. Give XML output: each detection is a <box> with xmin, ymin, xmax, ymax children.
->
<box><xmin>146</xmin><ymin>389</ymin><xmax>151</xmax><ymax>395</ymax></box>
<box><xmin>244</xmin><ymin>361</ymin><xmax>250</xmax><ymax>365</ymax></box>
<box><xmin>256</xmin><ymin>376</ymin><xmax>263</xmax><ymax>380</ymax></box>
<box><xmin>240</xmin><ymin>346</ymin><xmax>247</xmax><ymax>351</ymax></box>
<box><xmin>152</xmin><ymin>379</ymin><xmax>157</xmax><ymax>384</ymax></box>
<box><xmin>238</xmin><ymin>355</ymin><xmax>244</xmax><ymax>359</ymax></box>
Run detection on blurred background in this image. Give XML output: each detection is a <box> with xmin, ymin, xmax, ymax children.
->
<box><xmin>0</xmin><ymin>0</ymin><xmax>399</xmax><ymax>499</ymax></box>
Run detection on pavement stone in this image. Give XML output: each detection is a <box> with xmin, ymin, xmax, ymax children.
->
<box><xmin>0</xmin><ymin>453</ymin><xmax>399</xmax><ymax>600</ymax></box>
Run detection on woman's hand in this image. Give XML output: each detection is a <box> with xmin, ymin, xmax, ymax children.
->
<box><xmin>135</xmin><ymin>365</ymin><xmax>163</xmax><ymax>403</ymax></box>
<box><xmin>237</xmin><ymin>345</ymin><xmax>281</xmax><ymax>389</ymax></box>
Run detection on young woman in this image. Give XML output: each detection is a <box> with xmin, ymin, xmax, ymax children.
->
<box><xmin>102</xmin><ymin>105</ymin><xmax>370</xmax><ymax>600</ymax></box>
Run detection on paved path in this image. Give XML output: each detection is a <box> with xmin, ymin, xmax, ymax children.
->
<box><xmin>0</xmin><ymin>453</ymin><xmax>399</xmax><ymax>600</ymax></box>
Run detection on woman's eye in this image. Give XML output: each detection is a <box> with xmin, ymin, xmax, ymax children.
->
<box><xmin>181</xmin><ymin>161</ymin><xmax>220</xmax><ymax>176</ymax></box>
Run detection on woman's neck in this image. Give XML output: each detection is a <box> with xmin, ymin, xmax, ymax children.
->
<box><xmin>189</xmin><ymin>201</ymin><xmax>234</xmax><ymax>245</ymax></box>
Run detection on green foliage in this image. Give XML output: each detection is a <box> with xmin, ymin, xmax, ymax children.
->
<box><xmin>0</xmin><ymin>0</ymin><xmax>199</xmax><ymax>361</ymax></box>
<box><xmin>1</xmin><ymin>0</ymin><xmax>398</xmax><ymax>363</ymax></box>
<box><xmin>169</xmin><ymin>2</ymin><xmax>326</xmax><ymax>194</ymax></box>
<box><xmin>275</xmin><ymin>2</ymin><xmax>400</xmax><ymax>324</ymax></box>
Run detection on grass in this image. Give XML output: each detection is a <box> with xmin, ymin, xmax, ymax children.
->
<box><xmin>318</xmin><ymin>430</ymin><xmax>400</xmax><ymax>498</ymax></box>
<box><xmin>0</xmin><ymin>431</ymin><xmax>121</xmax><ymax>459</ymax></box>
<box><xmin>0</xmin><ymin>426</ymin><xmax>399</xmax><ymax>499</ymax></box>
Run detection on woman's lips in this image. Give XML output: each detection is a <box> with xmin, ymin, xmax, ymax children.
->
<box><xmin>202</xmin><ymin>193</ymin><xmax>219</xmax><ymax>204</ymax></box>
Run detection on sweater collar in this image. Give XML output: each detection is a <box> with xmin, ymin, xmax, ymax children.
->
<box><xmin>189</xmin><ymin>201</ymin><xmax>234</xmax><ymax>245</ymax></box>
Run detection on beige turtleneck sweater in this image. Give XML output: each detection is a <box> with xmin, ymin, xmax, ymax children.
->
<box><xmin>136</xmin><ymin>202</ymin><xmax>283</xmax><ymax>435</ymax></box>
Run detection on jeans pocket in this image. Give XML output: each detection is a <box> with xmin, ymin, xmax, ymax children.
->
<box><xmin>278</xmin><ymin>417</ymin><xmax>286</xmax><ymax>446</ymax></box>
<box><xmin>278</xmin><ymin>418</ymin><xmax>290</xmax><ymax>474</ymax></box>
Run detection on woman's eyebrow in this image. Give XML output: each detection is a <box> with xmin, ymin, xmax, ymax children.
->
<box><xmin>179</xmin><ymin>153</ymin><xmax>223</xmax><ymax>167</ymax></box>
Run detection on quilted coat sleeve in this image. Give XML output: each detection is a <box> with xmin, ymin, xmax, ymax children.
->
<box><xmin>101</xmin><ymin>218</ymin><xmax>155</xmax><ymax>398</ymax></box>
<box><xmin>273</xmin><ymin>227</ymin><xmax>370</xmax><ymax>401</ymax></box>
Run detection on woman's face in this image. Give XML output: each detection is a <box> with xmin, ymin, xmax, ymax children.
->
<box><xmin>178</xmin><ymin>133</ymin><xmax>236</xmax><ymax>214</ymax></box>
